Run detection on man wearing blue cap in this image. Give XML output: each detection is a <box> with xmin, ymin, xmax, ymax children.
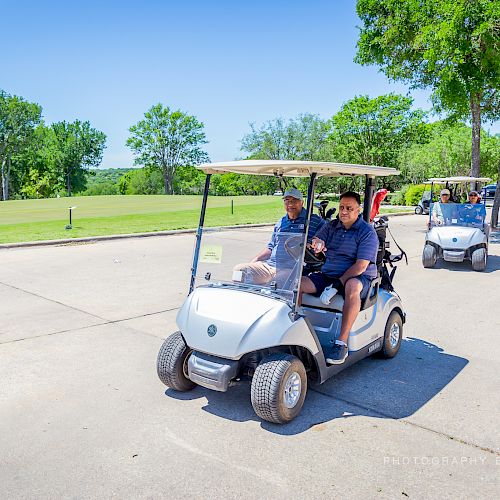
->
<box><xmin>233</xmin><ymin>188</ymin><xmax>325</xmax><ymax>284</ymax></box>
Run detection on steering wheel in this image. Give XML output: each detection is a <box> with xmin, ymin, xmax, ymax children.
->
<box><xmin>284</xmin><ymin>235</ymin><xmax>326</xmax><ymax>265</ymax></box>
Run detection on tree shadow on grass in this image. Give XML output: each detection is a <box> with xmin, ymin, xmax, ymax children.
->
<box><xmin>164</xmin><ymin>337</ymin><xmax>468</xmax><ymax>435</ymax></box>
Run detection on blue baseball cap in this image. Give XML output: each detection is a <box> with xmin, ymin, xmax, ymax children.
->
<box><xmin>283</xmin><ymin>188</ymin><xmax>303</xmax><ymax>201</ymax></box>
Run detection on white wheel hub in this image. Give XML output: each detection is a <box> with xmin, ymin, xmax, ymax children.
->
<box><xmin>389</xmin><ymin>323</ymin><xmax>400</xmax><ymax>348</ymax></box>
<box><xmin>283</xmin><ymin>371</ymin><xmax>302</xmax><ymax>408</ymax></box>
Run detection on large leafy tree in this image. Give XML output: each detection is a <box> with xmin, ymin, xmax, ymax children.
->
<box><xmin>241</xmin><ymin>113</ymin><xmax>329</xmax><ymax>161</ymax></box>
<box><xmin>328</xmin><ymin>94</ymin><xmax>427</xmax><ymax>166</ymax></box>
<box><xmin>355</xmin><ymin>0</ymin><xmax>500</xmax><ymax>180</ymax></box>
<box><xmin>15</xmin><ymin>124</ymin><xmax>62</xmax><ymax>198</ymax></box>
<box><xmin>0</xmin><ymin>90</ymin><xmax>42</xmax><ymax>200</ymax></box>
<box><xmin>240</xmin><ymin>113</ymin><xmax>330</xmax><ymax>193</ymax></box>
<box><xmin>52</xmin><ymin>120</ymin><xmax>107</xmax><ymax>196</ymax></box>
<box><xmin>399</xmin><ymin>121</ymin><xmax>500</xmax><ymax>183</ymax></box>
<box><xmin>327</xmin><ymin>94</ymin><xmax>428</xmax><ymax>190</ymax></box>
<box><xmin>127</xmin><ymin>104</ymin><xmax>209</xmax><ymax>195</ymax></box>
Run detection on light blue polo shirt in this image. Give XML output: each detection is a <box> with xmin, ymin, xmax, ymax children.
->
<box><xmin>267</xmin><ymin>209</ymin><xmax>325</xmax><ymax>268</ymax></box>
<box><xmin>314</xmin><ymin>216</ymin><xmax>378</xmax><ymax>278</ymax></box>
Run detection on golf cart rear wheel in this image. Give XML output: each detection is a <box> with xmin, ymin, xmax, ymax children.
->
<box><xmin>378</xmin><ymin>310</ymin><xmax>403</xmax><ymax>358</ymax></box>
<box><xmin>251</xmin><ymin>353</ymin><xmax>307</xmax><ymax>424</ymax></box>
<box><xmin>157</xmin><ymin>331</ymin><xmax>195</xmax><ymax>391</ymax></box>
<box><xmin>422</xmin><ymin>244</ymin><xmax>437</xmax><ymax>268</ymax></box>
<box><xmin>471</xmin><ymin>248</ymin><xmax>487</xmax><ymax>272</ymax></box>
<box><xmin>415</xmin><ymin>205</ymin><xmax>423</xmax><ymax>215</ymax></box>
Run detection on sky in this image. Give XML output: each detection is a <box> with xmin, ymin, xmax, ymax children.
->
<box><xmin>2</xmin><ymin>0</ymin><xmax>498</xmax><ymax>169</ymax></box>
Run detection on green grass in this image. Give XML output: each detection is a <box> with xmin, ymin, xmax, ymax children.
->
<box><xmin>0</xmin><ymin>195</ymin><xmax>285</xmax><ymax>243</ymax></box>
<box><xmin>0</xmin><ymin>195</ymin><xmax>411</xmax><ymax>244</ymax></box>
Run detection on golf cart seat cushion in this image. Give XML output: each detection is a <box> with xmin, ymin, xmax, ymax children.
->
<box><xmin>302</xmin><ymin>293</ymin><xmax>344</xmax><ymax>312</ymax></box>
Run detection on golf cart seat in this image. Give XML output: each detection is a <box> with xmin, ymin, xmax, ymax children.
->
<box><xmin>301</xmin><ymin>277</ymin><xmax>380</xmax><ymax>313</ymax></box>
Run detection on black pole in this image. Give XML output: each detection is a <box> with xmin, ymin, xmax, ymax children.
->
<box><xmin>293</xmin><ymin>173</ymin><xmax>317</xmax><ymax>319</ymax></box>
<box><xmin>69</xmin><ymin>208</ymin><xmax>72</xmax><ymax>226</ymax></box>
<box><xmin>189</xmin><ymin>174</ymin><xmax>212</xmax><ymax>294</ymax></box>
<box><xmin>363</xmin><ymin>175</ymin><xmax>376</xmax><ymax>222</ymax></box>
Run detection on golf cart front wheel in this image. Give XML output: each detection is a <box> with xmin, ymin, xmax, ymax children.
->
<box><xmin>415</xmin><ymin>206</ymin><xmax>423</xmax><ymax>215</ymax></box>
<box><xmin>157</xmin><ymin>331</ymin><xmax>195</xmax><ymax>391</ymax></box>
<box><xmin>471</xmin><ymin>248</ymin><xmax>487</xmax><ymax>272</ymax></box>
<box><xmin>251</xmin><ymin>353</ymin><xmax>307</xmax><ymax>424</ymax></box>
<box><xmin>422</xmin><ymin>245</ymin><xmax>437</xmax><ymax>268</ymax></box>
<box><xmin>378</xmin><ymin>310</ymin><xmax>403</xmax><ymax>358</ymax></box>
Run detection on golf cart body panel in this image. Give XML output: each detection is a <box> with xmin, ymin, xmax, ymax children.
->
<box><xmin>302</xmin><ymin>288</ymin><xmax>403</xmax><ymax>350</ymax></box>
<box><xmin>177</xmin><ymin>286</ymin><xmax>321</xmax><ymax>360</ymax></box>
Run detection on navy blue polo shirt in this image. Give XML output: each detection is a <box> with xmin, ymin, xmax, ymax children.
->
<box><xmin>315</xmin><ymin>216</ymin><xmax>378</xmax><ymax>278</ymax></box>
<box><xmin>267</xmin><ymin>209</ymin><xmax>325</xmax><ymax>267</ymax></box>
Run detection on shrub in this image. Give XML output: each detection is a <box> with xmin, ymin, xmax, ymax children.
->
<box><xmin>390</xmin><ymin>185</ymin><xmax>410</xmax><ymax>205</ymax></box>
<box><xmin>405</xmin><ymin>184</ymin><xmax>427</xmax><ymax>205</ymax></box>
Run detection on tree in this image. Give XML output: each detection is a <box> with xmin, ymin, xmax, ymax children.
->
<box><xmin>127</xmin><ymin>104</ymin><xmax>209</xmax><ymax>195</ymax></box>
<box><xmin>327</xmin><ymin>94</ymin><xmax>428</xmax><ymax>190</ymax></box>
<box><xmin>240</xmin><ymin>113</ymin><xmax>330</xmax><ymax>193</ymax></box>
<box><xmin>355</xmin><ymin>0</ymin><xmax>500</xmax><ymax>178</ymax></box>
<box><xmin>0</xmin><ymin>90</ymin><xmax>42</xmax><ymax>200</ymax></box>
<box><xmin>241</xmin><ymin>113</ymin><xmax>329</xmax><ymax>161</ymax></box>
<box><xmin>16</xmin><ymin>124</ymin><xmax>62</xmax><ymax>199</ymax></box>
<box><xmin>52</xmin><ymin>120</ymin><xmax>107</xmax><ymax>196</ymax></box>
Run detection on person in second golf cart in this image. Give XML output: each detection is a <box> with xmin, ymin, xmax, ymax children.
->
<box><xmin>299</xmin><ymin>191</ymin><xmax>378</xmax><ymax>365</ymax></box>
<box><xmin>233</xmin><ymin>188</ymin><xmax>325</xmax><ymax>284</ymax></box>
<box><xmin>431</xmin><ymin>188</ymin><xmax>454</xmax><ymax>225</ymax></box>
<box><xmin>458</xmin><ymin>190</ymin><xmax>486</xmax><ymax>226</ymax></box>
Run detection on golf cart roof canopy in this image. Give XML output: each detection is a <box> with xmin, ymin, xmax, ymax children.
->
<box><xmin>197</xmin><ymin>160</ymin><xmax>399</xmax><ymax>178</ymax></box>
<box><xmin>427</xmin><ymin>176</ymin><xmax>491</xmax><ymax>184</ymax></box>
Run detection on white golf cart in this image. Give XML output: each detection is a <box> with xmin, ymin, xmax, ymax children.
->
<box><xmin>157</xmin><ymin>160</ymin><xmax>406</xmax><ymax>423</ymax></box>
<box><xmin>422</xmin><ymin>176</ymin><xmax>491</xmax><ymax>271</ymax></box>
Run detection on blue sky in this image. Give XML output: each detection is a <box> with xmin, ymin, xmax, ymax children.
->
<box><xmin>3</xmin><ymin>0</ymin><xmax>498</xmax><ymax>168</ymax></box>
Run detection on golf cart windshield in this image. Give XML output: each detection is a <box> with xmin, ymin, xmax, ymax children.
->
<box><xmin>430</xmin><ymin>202</ymin><xmax>486</xmax><ymax>228</ymax></box>
<box><xmin>193</xmin><ymin>227</ymin><xmax>305</xmax><ymax>305</ymax></box>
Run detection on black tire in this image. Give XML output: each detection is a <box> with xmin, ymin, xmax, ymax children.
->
<box><xmin>415</xmin><ymin>205</ymin><xmax>423</xmax><ymax>215</ymax></box>
<box><xmin>378</xmin><ymin>310</ymin><xmax>403</xmax><ymax>358</ymax></box>
<box><xmin>251</xmin><ymin>353</ymin><xmax>307</xmax><ymax>424</ymax></box>
<box><xmin>157</xmin><ymin>331</ymin><xmax>195</xmax><ymax>391</ymax></box>
<box><xmin>471</xmin><ymin>248</ymin><xmax>487</xmax><ymax>272</ymax></box>
<box><xmin>422</xmin><ymin>244</ymin><xmax>437</xmax><ymax>268</ymax></box>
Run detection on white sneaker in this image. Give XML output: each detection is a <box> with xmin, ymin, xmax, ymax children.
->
<box><xmin>320</xmin><ymin>285</ymin><xmax>338</xmax><ymax>305</ymax></box>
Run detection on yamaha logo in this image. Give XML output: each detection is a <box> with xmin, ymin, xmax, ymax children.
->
<box><xmin>207</xmin><ymin>324</ymin><xmax>217</xmax><ymax>337</ymax></box>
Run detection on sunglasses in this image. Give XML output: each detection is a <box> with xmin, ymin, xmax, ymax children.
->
<box><xmin>469</xmin><ymin>194</ymin><xmax>478</xmax><ymax>197</ymax></box>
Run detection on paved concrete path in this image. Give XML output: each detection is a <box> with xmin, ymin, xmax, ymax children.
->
<box><xmin>1</xmin><ymin>215</ymin><xmax>499</xmax><ymax>499</ymax></box>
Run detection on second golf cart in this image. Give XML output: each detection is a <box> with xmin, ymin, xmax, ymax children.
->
<box><xmin>157</xmin><ymin>160</ymin><xmax>406</xmax><ymax>423</ymax></box>
<box><xmin>422</xmin><ymin>176</ymin><xmax>491</xmax><ymax>271</ymax></box>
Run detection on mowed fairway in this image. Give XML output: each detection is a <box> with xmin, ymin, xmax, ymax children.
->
<box><xmin>0</xmin><ymin>195</ymin><xmax>286</xmax><ymax>244</ymax></box>
<box><xmin>0</xmin><ymin>195</ymin><xmax>410</xmax><ymax>244</ymax></box>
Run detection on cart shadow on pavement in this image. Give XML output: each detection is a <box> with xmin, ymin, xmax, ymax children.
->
<box><xmin>164</xmin><ymin>337</ymin><xmax>468</xmax><ymax>435</ymax></box>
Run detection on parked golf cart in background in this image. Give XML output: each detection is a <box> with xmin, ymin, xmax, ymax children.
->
<box><xmin>157</xmin><ymin>160</ymin><xmax>406</xmax><ymax>424</ymax></box>
<box><xmin>415</xmin><ymin>190</ymin><xmax>433</xmax><ymax>215</ymax></box>
<box><xmin>422</xmin><ymin>176</ymin><xmax>491</xmax><ymax>271</ymax></box>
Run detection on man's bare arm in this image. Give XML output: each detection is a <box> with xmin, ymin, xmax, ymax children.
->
<box><xmin>251</xmin><ymin>248</ymin><xmax>272</xmax><ymax>263</ymax></box>
<box><xmin>340</xmin><ymin>259</ymin><xmax>370</xmax><ymax>285</ymax></box>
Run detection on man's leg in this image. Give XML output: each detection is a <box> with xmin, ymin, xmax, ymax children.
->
<box><xmin>233</xmin><ymin>261</ymin><xmax>276</xmax><ymax>284</ymax></box>
<box><xmin>338</xmin><ymin>278</ymin><xmax>363</xmax><ymax>343</ymax></box>
<box><xmin>325</xmin><ymin>277</ymin><xmax>363</xmax><ymax>365</ymax></box>
<box><xmin>298</xmin><ymin>276</ymin><xmax>318</xmax><ymax>305</ymax></box>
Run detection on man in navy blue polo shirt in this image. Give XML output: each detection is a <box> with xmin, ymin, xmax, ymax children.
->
<box><xmin>233</xmin><ymin>188</ymin><xmax>325</xmax><ymax>285</ymax></box>
<box><xmin>299</xmin><ymin>191</ymin><xmax>378</xmax><ymax>365</ymax></box>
